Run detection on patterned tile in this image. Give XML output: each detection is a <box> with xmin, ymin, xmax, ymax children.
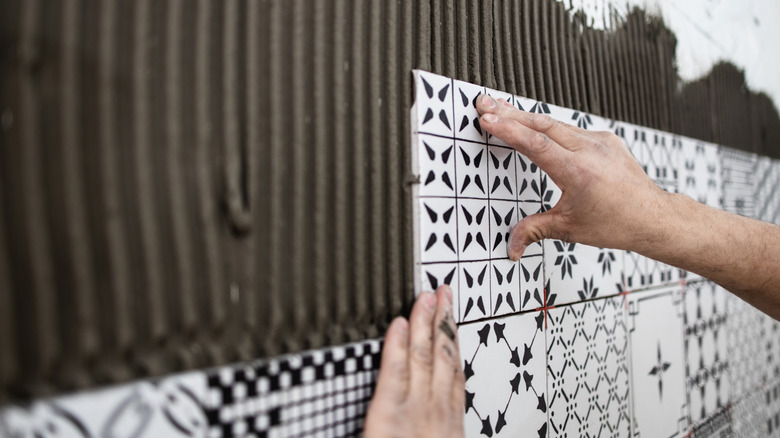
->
<box><xmin>546</xmin><ymin>296</ymin><xmax>631</xmax><ymax>437</ymax></box>
<box><xmin>414</xmin><ymin>71</ymin><xmax>454</xmax><ymax>137</ymax></box>
<box><xmin>460</xmin><ymin>312</ymin><xmax>547</xmax><ymax>437</ymax></box>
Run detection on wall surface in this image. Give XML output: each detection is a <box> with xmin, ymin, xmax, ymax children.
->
<box><xmin>1</xmin><ymin>0</ymin><xmax>779</xmax><ymax>403</ymax></box>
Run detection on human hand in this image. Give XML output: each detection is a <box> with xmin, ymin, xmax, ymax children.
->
<box><xmin>476</xmin><ymin>95</ymin><xmax>669</xmax><ymax>260</ymax></box>
<box><xmin>363</xmin><ymin>285</ymin><xmax>465</xmax><ymax>438</ymax></box>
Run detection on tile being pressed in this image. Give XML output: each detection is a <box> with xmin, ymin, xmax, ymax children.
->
<box><xmin>683</xmin><ymin>281</ymin><xmax>729</xmax><ymax>425</ymax></box>
<box><xmin>416</xmin><ymin>134</ymin><xmax>457</xmax><ymax>198</ymax></box>
<box><xmin>459</xmin><ymin>311</ymin><xmax>547</xmax><ymax>437</ymax></box>
<box><xmin>456</xmin><ymin>141</ymin><xmax>489</xmax><ymax>198</ymax></box>
<box><xmin>543</xmin><ymin>240</ymin><xmax>623</xmax><ymax>306</ymax></box>
<box><xmin>626</xmin><ymin>286</ymin><xmax>689</xmax><ymax>437</ymax></box>
<box><xmin>458</xmin><ymin>261</ymin><xmax>491</xmax><ymax>323</ymax></box>
<box><xmin>485</xmin><ymin>88</ymin><xmax>513</xmax><ymax>147</ymax></box>
<box><xmin>486</xmin><ymin>146</ymin><xmax>517</xmax><ymax>200</ymax></box>
<box><xmin>490</xmin><ymin>259</ymin><xmax>521</xmax><ymax>317</ymax></box>
<box><xmin>546</xmin><ymin>296</ymin><xmax>631</xmax><ymax>437</ymax></box>
<box><xmin>418</xmin><ymin>197</ymin><xmax>458</xmax><ymax>263</ymax></box>
<box><xmin>413</xmin><ymin>70</ymin><xmax>454</xmax><ymax>137</ymax></box>
<box><xmin>454</xmin><ymin>80</ymin><xmax>486</xmax><ymax>143</ymax></box>
<box><xmin>457</xmin><ymin>198</ymin><xmax>490</xmax><ymax>261</ymax></box>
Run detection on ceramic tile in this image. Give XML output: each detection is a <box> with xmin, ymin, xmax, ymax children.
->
<box><xmin>626</xmin><ymin>286</ymin><xmax>689</xmax><ymax>437</ymax></box>
<box><xmin>486</xmin><ymin>146</ymin><xmax>517</xmax><ymax>200</ymax></box>
<box><xmin>726</xmin><ymin>290</ymin><xmax>766</xmax><ymax>399</ymax></box>
<box><xmin>518</xmin><ymin>254</ymin><xmax>544</xmax><ymax>312</ymax></box>
<box><xmin>617</xmin><ymin>123</ymin><xmax>679</xmax><ymax>187</ymax></box>
<box><xmin>454</xmin><ymin>80</ymin><xmax>486</xmax><ymax>143</ymax></box>
<box><xmin>754</xmin><ymin>156</ymin><xmax>780</xmax><ymax>224</ymax></box>
<box><xmin>543</xmin><ymin>240</ymin><xmax>623</xmax><ymax>306</ymax></box>
<box><xmin>487</xmin><ymin>199</ymin><xmax>517</xmax><ymax>259</ymax></box>
<box><xmin>456</xmin><ymin>141</ymin><xmax>490</xmax><ymax>199</ymax></box>
<box><xmin>539</xmin><ymin>172</ymin><xmax>561</xmax><ymax>213</ymax></box>
<box><xmin>485</xmin><ymin>88</ymin><xmax>513</xmax><ymax>147</ymax></box>
<box><xmin>417</xmin><ymin>134</ymin><xmax>457</xmax><ymax>198</ymax></box>
<box><xmin>546</xmin><ymin>296</ymin><xmax>631</xmax><ymax>437</ymax></box>
<box><xmin>623</xmin><ymin>250</ymin><xmax>680</xmax><ymax>292</ymax></box>
<box><xmin>679</xmin><ymin>137</ymin><xmax>721</xmax><ymax>209</ymax></box>
<box><xmin>459</xmin><ymin>311</ymin><xmax>547</xmax><ymax>437</ymax></box>
<box><xmin>683</xmin><ymin>281</ymin><xmax>730</xmax><ymax>425</ymax></box>
<box><xmin>516</xmin><ymin>152</ymin><xmax>541</xmax><ymax>202</ymax></box>
<box><xmin>458</xmin><ymin>261</ymin><xmax>491</xmax><ymax>323</ymax></box>
<box><xmin>420</xmin><ymin>263</ymin><xmax>459</xmax><ymax>297</ymax></box>
<box><xmin>413</xmin><ymin>71</ymin><xmax>454</xmax><ymax>137</ymax></box>
<box><xmin>720</xmin><ymin>147</ymin><xmax>756</xmax><ymax>218</ymax></box>
<box><xmin>457</xmin><ymin>198</ymin><xmax>490</xmax><ymax>261</ymax></box>
<box><xmin>765</xmin><ymin>379</ymin><xmax>780</xmax><ymax>436</ymax></box>
<box><xmin>418</xmin><ymin>197</ymin><xmax>458</xmax><ymax>263</ymax></box>
<box><xmin>763</xmin><ymin>312</ymin><xmax>780</xmax><ymax>384</ymax></box>
<box><xmin>490</xmin><ymin>259</ymin><xmax>521</xmax><ymax>317</ymax></box>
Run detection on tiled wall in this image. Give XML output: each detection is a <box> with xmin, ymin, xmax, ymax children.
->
<box><xmin>3</xmin><ymin>70</ymin><xmax>780</xmax><ymax>438</ymax></box>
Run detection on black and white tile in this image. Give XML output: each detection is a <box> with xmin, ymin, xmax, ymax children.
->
<box><xmin>546</xmin><ymin>296</ymin><xmax>631</xmax><ymax>437</ymax></box>
<box><xmin>627</xmin><ymin>286</ymin><xmax>689</xmax><ymax>437</ymax></box>
<box><xmin>460</xmin><ymin>311</ymin><xmax>547</xmax><ymax>437</ymax></box>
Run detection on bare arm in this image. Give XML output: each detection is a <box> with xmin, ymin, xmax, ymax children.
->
<box><xmin>476</xmin><ymin>95</ymin><xmax>780</xmax><ymax>320</ymax></box>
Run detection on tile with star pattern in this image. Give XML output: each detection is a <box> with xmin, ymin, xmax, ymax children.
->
<box><xmin>413</xmin><ymin>71</ymin><xmax>454</xmax><ymax>137</ymax></box>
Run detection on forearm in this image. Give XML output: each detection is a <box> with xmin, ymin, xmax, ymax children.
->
<box><xmin>638</xmin><ymin>191</ymin><xmax>780</xmax><ymax>319</ymax></box>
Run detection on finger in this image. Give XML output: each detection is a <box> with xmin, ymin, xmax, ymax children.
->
<box><xmin>431</xmin><ymin>285</ymin><xmax>462</xmax><ymax>411</ymax></box>
<box><xmin>408</xmin><ymin>291</ymin><xmax>437</xmax><ymax>395</ymax></box>
<box><xmin>507</xmin><ymin>209</ymin><xmax>567</xmax><ymax>261</ymax></box>
<box><xmin>477</xmin><ymin>95</ymin><xmax>588</xmax><ymax>149</ymax></box>
<box><xmin>479</xmin><ymin>113</ymin><xmax>573</xmax><ymax>182</ymax></box>
<box><xmin>372</xmin><ymin>317</ymin><xmax>411</xmax><ymax>404</ymax></box>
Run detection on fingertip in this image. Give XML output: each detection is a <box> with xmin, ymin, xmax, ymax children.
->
<box><xmin>476</xmin><ymin>94</ymin><xmax>497</xmax><ymax>114</ymax></box>
<box><xmin>481</xmin><ymin>113</ymin><xmax>498</xmax><ymax>124</ymax></box>
<box><xmin>390</xmin><ymin>316</ymin><xmax>409</xmax><ymax>333</ymax></box>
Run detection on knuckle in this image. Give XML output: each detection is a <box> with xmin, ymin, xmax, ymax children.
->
<box><xmin>530</xmin><ymin>132</ymin><xmax>552</xmax><ymax>153</ymax></box>
<box><xmin>410</xmin><ymin>343</ymin><xmax>434</xmax><ymax>367</ymax></box>
<box><xmin>531</xmin><ymin>114</ymin><xmax>556</xmax><ymax>131</ymax></box>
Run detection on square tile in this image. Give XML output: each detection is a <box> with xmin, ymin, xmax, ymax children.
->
<box><xmin>546</xmin><ymin>297</ymin><xmax>631</xmax><ymax>437</ymax></box>
<box><xmin>413</xmin><ymin>70</ymin><xmax>454</xmax><ymax>137</ymax></box>
<box><xmin>683</xmin><ymin>281</ymin><xmax>730</xmax><ymax>424</ymax></box>
<box><xmin>627</xmin><ymin>286</ymin><xmax>689</xmax><ymax>437</ymax></box>
<box><xmin>457</xmin><ymin>198</ymin><xmax>490</xmax><ymax>261</ymax></box>
<box><xmin>543</xmin><ymin>241</ymin><xmax>623</xmax><ymax>306</ymax></box>
<box><xmin>459</xmin><ymin>311</ymin><xmax>547</xmax><ymax>437</ymax></box>
<box><xmin>454</xmin><ymin>80</ymin><xmax>486</xmax><ymax>143</ymax></box>
<box><xmin>486</xmin><ymin>146</ymin><xmax>517</xmax><ymax>200</ymax></box>
<box><xmin>456</xmin><ymin>141</ymin><xmax>489</xmax><ymax>199</ymax></box>
<box><xmin>623</xmin><ymin>250</ymin><xmax>680</xmax><ymax>292</ymax></box>
<box><xmin>538</xmin><ymin>172</ymin><xmax>561</xmax><ymax>212</ymax></box>
<box><xmin>418</xmin><ymin>197</ymin><xmax>458</xmax><ymax>263</ymax></box>
<box><xmin>487</xmin><ymin>200</ymin><xmax>517</xmax><ymax>259</ymax></box>
<box><xmin>417</xmin><ymin>135</ymin><xmax>457</xmax><ymax>198</ymax></box>
<box><xmin>516</xmin><ymin>152</ymin><xmax>541</xmax><ymax>202</ymax></box>
<box><xmin>726</xmin><ymin>291</ymin><xmax>766</xmax><ymax>399</ymax></box>
<box><xmin>720</xmin><ymin>147</ymin><xmax>756</xmax><ymax>218</ymax></box>
<box><xmin>420</xmin><ymin>263</ymin><xmax>458</xmax><ymax>297</ymax></box>
<box><xmin>518</xmin><ymin>255</ymin><xmax>544</xmax><ymax>312</ymax></box>
<box><xmin>754</xmin><ymin>156</ymin><xmax>780</xmax><ymax>224</ymax></box>
<box><xmin>678</xmin><ymin>137</ymin><xmax>721</xmax><ymax>209</ymax></box>
<box><xmin>458</xmin><ymin>261</ymin><xmax>491</xmax><ymax>323</ymax></box>
<box><xmin>490</xmin><ymin>259</ymin><xmax>521</xmax><ymax>317</ymax></box>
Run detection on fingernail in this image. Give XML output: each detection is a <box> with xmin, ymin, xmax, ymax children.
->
<box><xmin>425</xmin><ymin>292</ymin><xmax>436</xmax><ymax>311</ymax></box>
<box><xmin>443</xmin><ymin>285</ymin><xmax>453</xmax><ymax>304</ymax></box>
<box><xmin>508</xmin><ymin>244</ymin><xmax>526</xmax><ymax>261</ymax></box>
<box><xmin>481</xmin><ymin>94</ymin><xmax>496</xmax><ymax>109</ymax></box>
<box><xmin>482</xmin><ymin>113</ymin><xmax>498</xmax><ymax>123</ymax></box>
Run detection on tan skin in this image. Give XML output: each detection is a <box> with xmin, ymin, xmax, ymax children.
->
<box><xmin>364</xmin><ymin>94</ymin><xmax>780</xmax><ymax>436</ymax></box>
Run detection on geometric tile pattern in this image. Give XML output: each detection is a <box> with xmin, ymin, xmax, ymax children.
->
<box><xmin>6</xmin><ymin>70</ymin><xmax>780</xmax><ymax>438</ymax></box>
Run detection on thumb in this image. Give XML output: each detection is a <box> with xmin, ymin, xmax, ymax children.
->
<box><xmin>507</xmin><ymin>210</ymin><xmax>563</xmax><ymax>261</ymax></box>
